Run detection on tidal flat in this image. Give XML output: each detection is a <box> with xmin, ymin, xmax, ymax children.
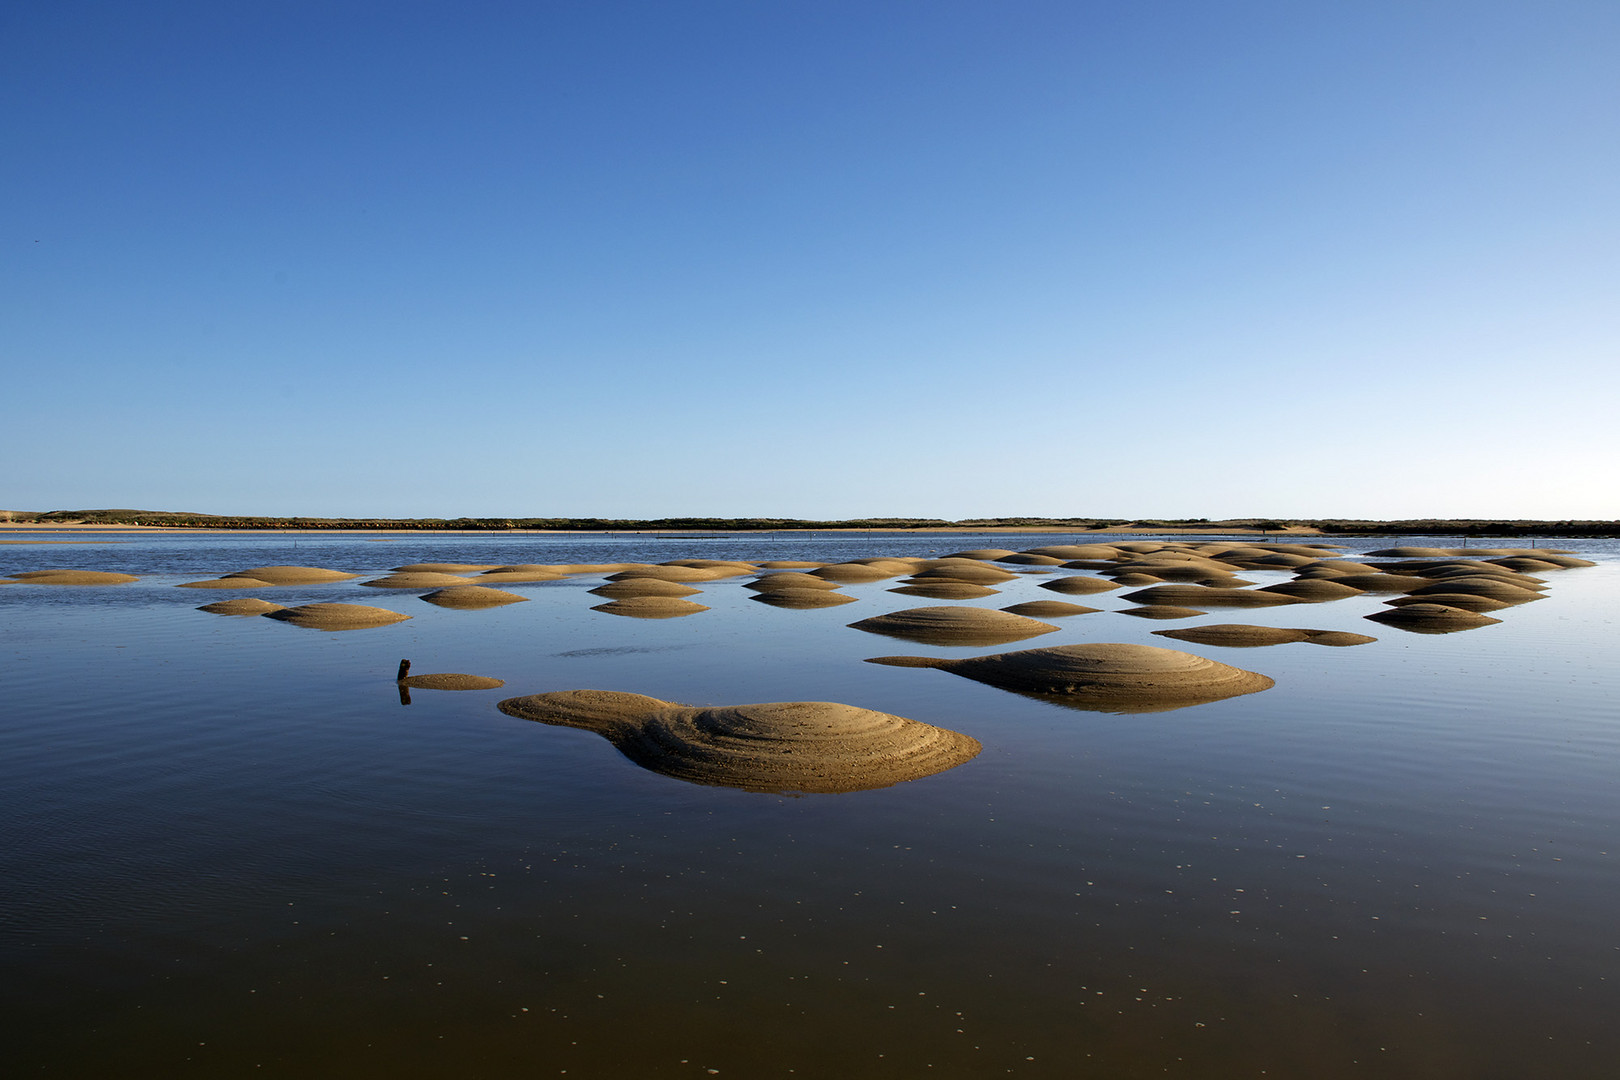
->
<box><xmin>3</xmin><ymin>530</ymin><xmax>1619</xmax><ymax>1078</ymax></box>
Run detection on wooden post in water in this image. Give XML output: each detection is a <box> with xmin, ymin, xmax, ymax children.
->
<box><xmin>396</xmin><ymin>659</ymin><xmax>411</xmax><ymax>681</ymax></box>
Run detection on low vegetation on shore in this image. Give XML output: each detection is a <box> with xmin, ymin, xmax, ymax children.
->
<box><xmin>4</xmin><ymin>509</ymin><xmax>1617</xmax><ymax>537</ymax></box>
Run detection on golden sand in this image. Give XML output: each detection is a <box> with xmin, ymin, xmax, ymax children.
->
<box><xmin>263</xmin><ymin>603</ymin><xmax>411</xmax><ymax>630</ymax></box>
<box><xmin>197</xmin><ymin>597</ymin><xmax>286</xmax><ymax>615</ymax></box>
<box><xmin>420</xmin><ymin>586</ymin><xmax>530</xmax><ymax>609</ymax></box>
<box><xmin>1000</xmin><ymin>600</ymin><xmax>1100</xmax><ymax>618</ymax></box>
<box><xmin>745</xmin><ymin>573</ymin><xmax>844</xmax><ymax>593</ymax></box>
<box><xmin>7</xmin><ymin>569</ymin><xmax>140</xmax><ymax>585</ymax></box>
<box><xmin>887</xmin><ymin>581</ymin><xmax>1001</xmax><ymax>600</ymax></box>
<box><xmin>176</xmin><ymin>576</ymin><xmax>279</xmax><ymax>589</ymax></box>
<box><xmin>1036</xmin><ymin>575</ymin><xmax>1120</xmax><ymax>595</ymax></box>
<box><xmin>750</xmin><ymin>589</ymin><xmax>859</xmax><ymax>609</ymax></box>
<box><xmin>1117</xmin><ymin>605</ymin><xmax>1206</xmax><ymax>620</ymax></box>
<box><xmin>1153</xmin><ymin>624</ymin><xmax>1377</xmax><ymax>648</ymax></box>
<box><xmin>225</xmin><ymin>566</ymin><xmax>361</xmax><ymax>585</ymax></box>
<box><xmin>1365</xmin><ymin>603</ymin><xmax>1502</xmax><ymax>633</ymax></box>
<box><xmin>362</xmin><ymin>571</ymin><xmax>482</xmax><ymax>589</ymax></box>
<box><xmin>849</xmin><ymin>606</ymin><xmax>1060</xmax><ymax>647</ymax></box>
<box><xmin>590</xmin><ymin>596</ymin><xmax>710</xmax><ymax>619</ymax></box>
<box><xmin>866</xmin><ymin>642</ymin><xmax>1274</xmax><ymax>713</ymax></box>
<box><xmin>588</xmin><ymin>579</ymin><xmax>703</xmax><ymax>599</ymax></box>
<box><xmin>497</xmin><ymin>690</ymin><xmax>980</xmax><ymax>794</ymax></box>
<box><xmin>400</xmin><ymin>673</ymin><xmax>506</xmax><ymax>690</ymax></box>
<box><xmin>1121</xmin><ymin>585</ymin><xmax>1303</xmax><ymax>608</ymax></box>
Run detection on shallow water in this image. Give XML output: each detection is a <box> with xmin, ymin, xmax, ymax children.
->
<box><xmin>3</xmin><ymin>531</ymin><xmax>1618</xmax><ymax>1077</ymax></box>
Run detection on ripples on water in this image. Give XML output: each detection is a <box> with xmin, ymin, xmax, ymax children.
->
<box><xmin>3</xmin><ymin>531</ymin><xmax>1618</xmax><ymax>1077</ymax></box>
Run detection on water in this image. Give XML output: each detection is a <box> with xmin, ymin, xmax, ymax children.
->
<box><xmin>3</xmin><ymin>531</ymin><xmax>1618</xmax><ymax>1077</ymax></box>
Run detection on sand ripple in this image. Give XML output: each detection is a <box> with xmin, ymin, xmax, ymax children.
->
<box><xmin>497</xmin><ymin>690</ymin><xmax>980</xmax><ymax>794</ymax></box>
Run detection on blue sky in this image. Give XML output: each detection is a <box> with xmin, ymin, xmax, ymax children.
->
<box><xmin>5</xmin><ymin>1</ymin><xmax>1617</xmax><ymax>520</ymax></box>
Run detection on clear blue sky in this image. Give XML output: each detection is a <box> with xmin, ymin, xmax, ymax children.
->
<box><xmin>5</xmin><ymin>1</ymin><xmax>1617</xmax><ymax>520</ymax></box>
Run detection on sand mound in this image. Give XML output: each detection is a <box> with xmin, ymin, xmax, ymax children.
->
<box><xmin>362</xmin><ymin>571</ymin><xmax>479</xmax><ymax>589</ymax></box>
<box><xmin>588</xmin><ymin>579</ymin><xmax>703</xmax><ymax>599</ymax></box>
<box><xmin>995</xmin><ymin>553</ymin><xmax>1067</xmax><ymax>566</ymax></box>
<box><xmin>1108</xmin><ymin>572</ymin><xmax>1165</xmax><ymax>587</ymax></box>
<box><xmin>400</xmin><ymin>673</ymin><xmax>506</xmax><ymax>691</ymax></box>
<box><xmin>549</xmin><ymin>563</ymin><xmax>641</xmax><ymax>576</ymax></box>
<box><xmin>1122</xmin><ymin>585</ymin><xmax>1302</xmax><ymax>608</ymax></box>
<box><xmin>1502</xmin><ymin>554</ymin><xmax>1592</xmax><ymax>569</ymax></box>
<box><xmin>1153</xmin><ymin>624</ymin><xmax>1376</xmax><ymax>648</ymax></box>
<box><xmin>1406</xmin><ymin>578</ymin><xmax>1544</xmax><ymax>604</ymax></box>
<box><xmin>394</xmin><ymin>563</ymin><xmax>500</xmax><ymax>573</ymax></box>
<box><xmin>607</xmin><ymin>565</ymin><xmax>738</xmax><ymax>583</ymax></box>
<box><xmin>420</xmin><ymin>586</ymin><xmax>530</xmax><ymax>608</ymax></box>
<box><xmin>197</xmin><ymin>597</ymin><xmax>285</xmax><ymax>615</ymax></box>
<box><xmin>849</xmin><ymin>606</ymin><xmax>1060</xmax><ymax>646</ymax></box>
<box><xmin>1326</xmin><ymin>573</ymin><xmax>1432</xmax><ymax>593</ymax></box>
<box><xmin>224</xmin><ymin>566</ymin><xmax>360</xmax><ymax>585</ymax></box>
<box><xmin>906</xmin><ymin>561</ymin><xmax>1018</xmax><ymax>584</ymax></box>
<box><xmin>888</xmin><ymin>582</ymin><xmax>1001</xmax><ymax>600</ymax></box>
<box><xmin>264</xmin><ymin>603</ymin><xmax>410</xmax><ymax>630</ymax></box>
<box><xmin>1117</xmin><ymin>605</ymin><xmax>1206</xmax><ymax>620</ymax></box>
<box><xmin>1384</xmin><ymin>593</ymin><xmax>1511</xmax><ymax>613</ymax></box>
<box><xmin>758</xmin><ymin>561</ymin><xmax>827</xmax><ymax>570</ymax></box>
<box><xmin>750</xmin><ymin>588</ymin><xmax>859</xmax><ymax>609</ymax></box>
<box><xmin>475</xmin><ymin>568</ymin><xmax>569</xmax><ymax>584</ymax></box>
<box><xmin>865</xmin><ymin>642</ymin><xmax>1273</xmax><ymax>713</ymax></box>
<box><xmin>944</xmin><ymin>549</ymin><xmax>1019</xmax><ymax>561</ymax></box>
<box><xmin>1421</xmin><ymin>565</ymin><xmax>1545</xmax><ymax>589</ymax></box>
<box><xmin>1257</xmin><ymin>579</ymin><xmax>1366</xmax><ymax>602</ymax></box>
<box><xmin>746</xmin><ymin>573</ymin><xmax>844</xmax><ymax>593</ymax></box>
<box><xmin>810</xmin><ymin>562</ymin><xmax>907</xmax><ymax>583</ymax></box>
<box><xmin>1296</xmin><ymin>560</ymin><xmax>1380</xmax><ymax>576</ymax></box>
<box><xmin>176</xmin><ymin>577</ymin><xmax>277</xmax><ymax>589</ymax></box>
<box><xmin>1025</xmin><ymin>545</ymin><xmax>1126</xmax><ymax>560</ymax></box>
<box><xmin>1484</xmin><ymin>557</ymin><xmax>1567</xmax><ymax>573</ymax></box>
<box><xmin>8</xmin><ymin>569</ymin><xmax>140</xmax><ymax>585</ymax></box>
<box><xmin>1000</xmin><ymin>600</ymin><xmax>1099</xmax><ymax>618</ymax></box>
<box><xmin>1365</xmin><ymin>604</ymin><xmax>1502</xmax><ymax>633</ymax></box>
<box><xmin>1037</xmin><ymin>575</ymin><xmax>1121</xmax><ymax>595</ymax></box>
<box><xmin>497</xmin><ymin>690</ymin><xmax>980</xmax><ymax>794</ymax></box>
<box><xmin>590</xmin><ymin>596</ymin><xmax>710</xmax><ymax>619</ymax></box>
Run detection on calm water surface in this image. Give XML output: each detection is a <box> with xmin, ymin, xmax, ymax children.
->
<box><xmin>3</xmin><ymin>531</ymin><xmax>1618</xmax><ymax>1077</ymax></box>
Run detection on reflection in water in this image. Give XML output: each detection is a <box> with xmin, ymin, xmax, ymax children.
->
<box><xmin>1</xmin><ymin>532</ymin><xmax>1618</xmax><ymax>1077</ymax></box>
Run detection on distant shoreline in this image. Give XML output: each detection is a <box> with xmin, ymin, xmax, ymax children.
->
<box><xmin>3</xmin><ymin>513</ymin><xmax>1617</xmax><ymax>538</ymax></box>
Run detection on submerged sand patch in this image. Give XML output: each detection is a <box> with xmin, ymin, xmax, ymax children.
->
<box><xmin>264</xmin><ymin>603</ymin><xmax>410</xmax><ymax>630</ymax></box>
<box><xmin>225</xmin><ymin>565</ymin><xmax>360</xmax><ymax>585</ymax></box>
<box><xmin>1000</xmin><ymin>600</ymin><xmax>1100</xmax><ymax>618</ymax></box>
<box><xmin>7</xmin><ymin>569</ymin><xmax>140</xmax><ymax>585</ymax></box>
<box><xmin>588</xmin><ymin>579</ymin><xmax>703</xmax><ymax>599</ymax></box>
<box><xmin>1037</xmin><ymin>575</ymin><xmax>1120</xmax><ymax>595</ymax></box>
<box><xmin>496</xmin><ymin>690</ymin><xmax>980</xmax><ymax>794</ymax></box>
<box><xmin>1117</xmin><ymin>605</ymin><xmax>1206</xmax><ymax>620</ymax></box>
<box><xmin>865</xmin><ymin>642</ymin><xmax>1274</xmax><ymax>713</ymax></box>
<box><xmin>400</xmin><ymin>673</ymin><xmax>506</xmax><ymax>690</ymax></box>
<box><xmin>746</xmin><ymin>573</ymin><xmax>844</xmax><ymax>593</ymax></box>
<box><xmin>750</xmin><ymin>589</ymin><xmax>859</xmax><ymax>609</ymax></box>
<box><xmin>177</xmin><ymin>577</ymin><xmax>278</xmax><ymax>589</ymax></box>
<box><xmin>362</xmin><ymin>571</ymin><xmax>481</xmax><ymax>589</ymax></box>
<box><xmin>888</xmin><ymin>582</ymin><xmax>1001</xmax><ymax>600</ymax></box>
<box><xmin>1153</xmin><ymin>624</ymin><xmax>1377</xmax><ymax>648</ymax></box>
<box><xmin>1365</xmin><ymin>604</ymin><xmax>1502</xmax><ymax>633</ymax></box>
<box><xmin>849</xmin><ymin>606</ymin><xmax>1060</xmax><ymax>646</ymax></box>
<box><xmin>420</xmin><ymin>586</ymin><xmax>530</xmax><ymax>608</ymax></box>
<box><xmin>197</xmin><ymin>597</ymin><xmax>285</xmax><ymax>615</ymax></box>
<box><xmin>1122</xmin><ymin>585</ymin><xmax>1302</xmax><ymax>608</ymax></box>
<box><xmin>590</xmin><ymin>596</ymin><xmax>710</xmax><ymax>619</ymax></box>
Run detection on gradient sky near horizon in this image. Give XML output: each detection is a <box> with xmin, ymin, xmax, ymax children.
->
<box><xmin>5</xmin><ymin>1</ymin><xmax>1617</xmax><ymax>521</ymax></box>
